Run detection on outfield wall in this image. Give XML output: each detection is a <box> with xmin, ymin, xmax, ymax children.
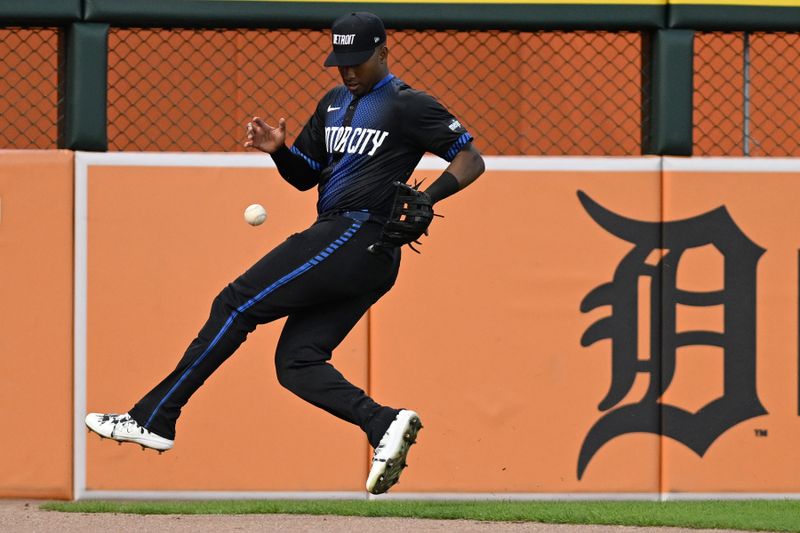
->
<box><xmin>2</xmin><ymin>151</ymin><xmax>800</xmax><ymax>499</ymax></box>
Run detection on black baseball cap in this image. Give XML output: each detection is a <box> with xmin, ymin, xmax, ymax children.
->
<box><xmin>324</xmin><ymin>12</ymin><xmax>386</xmax><ymax>67</ymax></box>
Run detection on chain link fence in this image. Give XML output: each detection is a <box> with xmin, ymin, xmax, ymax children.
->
<box><xmin>0</xmin><ymin>28</ymin><xmax>61</xmax><ymax>149</ymax></box>
<box><xmin>107</xmin><ymin>28</ymin><xmax>644</xmax><ymax>155</ymax></box>
<box><xmin>5</xmin><ymin>24</ymin><xmax>800</xmax><ymax>156</ymax></box>
<box><xmin>107</xmin><ymin>28</ymin><xmax>329</xmax><ymax>152</ymax></box>
<box><xmin>694</xmin><ymin>31</ymin><xmax>800</xmax><ymax>156</ymax></box>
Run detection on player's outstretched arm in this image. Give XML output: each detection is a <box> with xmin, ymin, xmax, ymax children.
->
<box><xmin>245</xmin><ymin>116</ymin><xmax>321</xmax><ymax>191</ymax></box>
<box><xmin>425</xmin><ymin>143</ymin><xmax>485</xmax><ymax>204</ymax></box>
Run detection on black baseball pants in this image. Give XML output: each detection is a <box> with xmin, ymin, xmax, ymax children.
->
<box><xmin>128</xmin><ymin>212</ymin><xmax>401</xmax><ymax>448</ymax></box>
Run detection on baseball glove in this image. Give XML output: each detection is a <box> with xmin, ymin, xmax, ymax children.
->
<box><xmin>368</xmin><ymin>181</ymin><xmax>440</xmax><ymax>254</ymax></box>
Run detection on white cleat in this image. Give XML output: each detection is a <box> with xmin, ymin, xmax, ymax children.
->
<box><xmin>85</xmin><ymin>412</ymin><xmax>174</xmax><ymax>452</ymax></box>
<box><xmin>366</xmin><ymin>409</ymin><xmax>422</xmax><ymax>495</ymax></box>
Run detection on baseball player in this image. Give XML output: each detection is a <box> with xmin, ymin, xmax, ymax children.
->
<box><xmin>86</xmin><ymin>11</ymin><xmax>484</xmax><ymax>494</ymax></box>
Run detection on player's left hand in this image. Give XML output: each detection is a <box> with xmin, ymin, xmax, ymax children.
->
<box><xmin>369</xmin><ymin>181</ymin><xmax>439</xmax><ymax>254</ymax></box>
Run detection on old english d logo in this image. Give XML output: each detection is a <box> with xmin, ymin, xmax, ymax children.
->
<box><xmin>576</xmin><ymin>191</ymin><xmax>767</xmax><ymax>480</ymax></box>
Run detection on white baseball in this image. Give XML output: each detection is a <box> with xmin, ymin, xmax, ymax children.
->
<box><xmin>244</xmin><ymin>203</ymin><xmax>267</xmax><ymax>226</ymax></box>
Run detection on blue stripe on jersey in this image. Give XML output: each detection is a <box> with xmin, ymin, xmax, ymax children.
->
<box><xmin>445</xmin><ymin>132</ymin><xmax>473</xmax><ymax>161</ymax></box>
<box><xmin>143</xmin><ymin>221</ymin><xmax>363</xmax><ymax>430</ymax></box>
<box><xmin>290</xmin><ymin>145</ymin><xmax>322</xmax><ymax>171</ymax></box>
<box><xmin>372</xmin><ymin>73</ymin><xmax>395</xmax><ymax>91</ymax></box>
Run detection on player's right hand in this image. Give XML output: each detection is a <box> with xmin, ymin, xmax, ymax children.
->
<box><xmin>244</xmin><ymin>116</ymin><xmax>286</xmax><ymax>154</ymax></box>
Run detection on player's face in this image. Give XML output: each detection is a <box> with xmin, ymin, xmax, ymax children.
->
<box><xmin>338</xmin><ymin>46</ymin><xmax>388</xmax><ymax>96</ymax></box>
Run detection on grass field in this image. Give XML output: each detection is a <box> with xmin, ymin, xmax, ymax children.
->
<box><xmin>41</xmin><ymin>499</ymin><xmax>800</xmax><ymax>532</ymax></box>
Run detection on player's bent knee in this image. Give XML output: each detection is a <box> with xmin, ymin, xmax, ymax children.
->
<box><xmin>274</xmin><ymin>346</ymin><xmax>330</xmax><ymax>394</ymax></box>
<box><xmin>275</xmin><ymin>361</ymin><xmax>306</xmax><ymax>394</ymax></box>
<box><xmin>209</xmin><ymin>285</ymin><xmax>239</xmax><ymax>315</ymax></box>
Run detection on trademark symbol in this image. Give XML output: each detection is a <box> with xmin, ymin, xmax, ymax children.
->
<box><xmin>754</xmin><ymin>429</ymin><xmax>768</xmax><ymax>437</ymax></box>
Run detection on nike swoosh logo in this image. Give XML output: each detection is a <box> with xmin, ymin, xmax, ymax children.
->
<box><xmin>327</xmin><ymin>105</ymin><xmax>341</xmax><ymax>112</ymax></box>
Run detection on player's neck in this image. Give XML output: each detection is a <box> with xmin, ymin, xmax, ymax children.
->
<box><xmin>357</xmin><ymin>71</ymin><xmax>392</xmax><ymax>97</ymax></box>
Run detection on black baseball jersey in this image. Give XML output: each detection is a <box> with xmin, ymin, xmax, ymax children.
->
<box><xmin>290</xmin><ymin>74</ymin><xmax>473</xmax><ymax>216</ymax></box>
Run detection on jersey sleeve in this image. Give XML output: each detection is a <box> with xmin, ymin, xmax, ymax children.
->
<box><xmin>404</xmin><ymin>91</ymin><xmax>474</xmax><ymax>162</ymax></box>
<box><xmin>290</xmin><ymin>95</ymin><xmax>329</xmax><ymax>172</ymax></box>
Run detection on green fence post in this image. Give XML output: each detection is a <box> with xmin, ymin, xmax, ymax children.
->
<box><xmin>644</xmin><ymin>29</ymin><xmax>694</xmax><ymax>156</ymax></box>
<box><xmin>62</xmin><ymin>23</ymin><xmax>109</xmax><ymax>151</ymax></box>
